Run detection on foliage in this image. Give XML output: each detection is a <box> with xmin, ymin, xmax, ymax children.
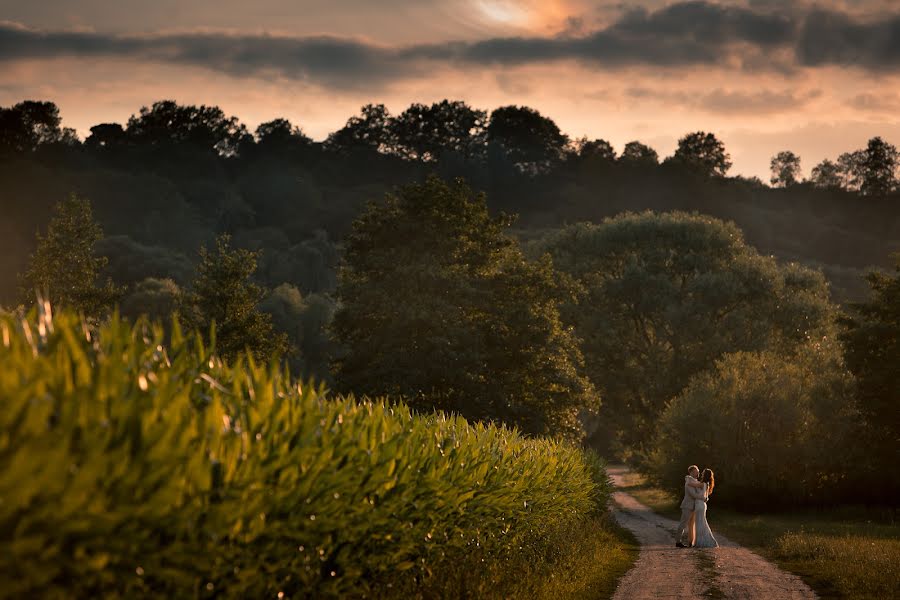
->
<box><xmin>619</xmin><ymin>141</ymin><xmax>659</xmax><ymax>167</ymax></box>
<box><xmin>393</xmin><ymin>100</ymin><xmax>487</xmax><ymax>162</ymax></box>
<box><xmin>809</xmin><ymin>159</ymin><xmax>842</xmax><ymax>189</ymax></box>
<box><xmin>670</xmin><ymin>131</ymin><xmax>732</xmax><ymax>177</ymax></box>
<box><xmin>487</xmin><ymin>105</ymin><xmax>569</xmax><ymax>173</ymax></box>
<box><xmin>182</xmin><ymin>234</ymin><xmax>289</xmax><ymax>363</ymax></box>
<box><xmin>648</xmin><ymin>346</ymin><xmax>856</xmax><ymax>508</ymax></box>
<box><xmin>259</xmin><ymin>284</ymin><xmax>337</xmax><ymax>382</ymax></box>
<box><xmin>332</xmin><ymin>176</ymin><xmax>596</xmax><ymax>439</ymax></box>
<box><xmin>537</xmin><ymin>212</ymin><xmax>837</xmax><ymax>452</ymax></box>
<box><xmin>120</xmin><ymin>277</ymin><xmax>183</xmax><ymax>323</ymax></box>
<box><xmin>0</xmin><ymin>307</ymin><xmax>612</xmax><ymax>598</ymax></box>
<box><xmin>770</xmin><ymin>150</ymin><xmax>801</xmax><ymax>187</ymax></box>
<box><xmin>0</xmin><ymin>100</ymin><xmax>77</xmax><ymax>156</ymax></box>
<box><xmin>125</xmin><ymin>100</ymin><xmax>249</xmax><ymax>157</ymax></box>
<box><xmin>18</xmin><ymin>193</ymin><xmax>122</xmax><ymax>318</ymax></box>
<box><xmin>839</xmin><ymin>254</ymin><xmax>900</xmax><ymax>499</ymax></box>
<box><xmin>859</xmin><ymin>136</ymin><xmax>899</xmax><ymax>196</ymax></box>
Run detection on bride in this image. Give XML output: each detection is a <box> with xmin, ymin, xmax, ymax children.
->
<box><xmin>694</xmin><ymin>468</ymin><xmax>718</xmax><ymax>548</ymax></box>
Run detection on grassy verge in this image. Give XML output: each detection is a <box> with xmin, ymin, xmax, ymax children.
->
<box><xmin>615</xmin><ymin>468</ymin><xmax>900</xmax><ymax>600</ymax></box>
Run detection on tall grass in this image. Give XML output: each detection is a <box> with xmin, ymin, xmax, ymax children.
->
<box><xmin>0</xmin><ymin>306</ymin><xmax>613</xmax><ymax>598</ymax></box>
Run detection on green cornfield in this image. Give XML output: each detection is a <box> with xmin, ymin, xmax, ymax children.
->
<box><xmin>0</xmin><ymin>306</ymin><xmax>612</xmax><ymax>598</ymax></box>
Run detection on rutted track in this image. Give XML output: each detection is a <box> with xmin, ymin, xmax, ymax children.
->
<box><xmin>608</xmin><ymin>466</ymin><xmax>817</xmax><ymax>600</ymax></box>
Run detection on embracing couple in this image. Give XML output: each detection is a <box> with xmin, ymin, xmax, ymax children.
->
<box><xmin>675</xmin><ymin>464</ymin><xmax>718</xmax><ymax>548</ymax></box>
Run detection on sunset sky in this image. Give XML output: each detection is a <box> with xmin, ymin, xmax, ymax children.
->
<box><xmin>1</xmin><ymin>0</ymin><xmax>898</xmax><ymax>179</ymax></box>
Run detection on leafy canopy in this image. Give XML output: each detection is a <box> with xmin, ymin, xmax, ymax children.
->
<box><xmin>19</xmin><ymin>193</ymin><xmax>121</xmax><ymax>318</ymax></box>
<box><xmin>332</xmin><ymin>176</ymin><xmax>596</xmax><ymax>438</ymax></box>
<box><xmin>538</xmin><ymin>212</ymin><xmax>836</xmax><ymax>452</ymax></box>
<box><xmin>183</xmin><ymin>234</ymin><xmax>289</xmax><ymax>363</ymax></box>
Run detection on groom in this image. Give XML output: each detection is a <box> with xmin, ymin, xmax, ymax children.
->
<box><xmin>675</xmin><ymin>464</ymin><xmax>706</xmax><ymax>548</ymax></box>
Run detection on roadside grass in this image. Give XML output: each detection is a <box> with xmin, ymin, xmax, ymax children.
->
<box><xmin>390</xmin><ymin>513</ymin><xmax>639</xmax><ymax>599</ymax></box>
<box><xmin>616</xmin><ymin>468</ymin><xmax>900</xmax><ymax>600</ymax></box>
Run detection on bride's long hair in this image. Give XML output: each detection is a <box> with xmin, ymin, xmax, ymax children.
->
<box><xmin>701</xmin><ymin>469</ymin><xmax>715</xmax><ymax>496</ymax></box>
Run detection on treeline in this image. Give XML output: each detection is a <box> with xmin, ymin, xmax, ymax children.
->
<box><xmin>1</xmin><ymin>99</ymin><xmax>898</xmax><ymax>312</ymax></box>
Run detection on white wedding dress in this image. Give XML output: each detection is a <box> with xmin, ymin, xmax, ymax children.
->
<box><xmin>694</xmin><ymin>483</ymin><xmax>719</xmax><ymax>548</ymax></box>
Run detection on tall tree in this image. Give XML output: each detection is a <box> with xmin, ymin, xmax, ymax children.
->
<box><xmin>183</xmin><ymin>234</ymin><xmax>289</xmax><ymax>363</ymax></box>
<box><xmin>0</xmin><ymin>100</ymin><xmax>77</xmax><ymax>156</ymax></box>
<box><xmin>809</xmin><ymin>159</ymin><xmax>843</xmax><ymax>189</ymax></box>
<box><xmin>619</xmin><ymin>141</ymin><xmax>659</xmax><ymax>167</ymax></box>
<box><xmin>836</xmin><ymin>150</ymin><xmax>865</xmax><ymax>191</ymax></box>
<box><xmin>125</xmin><ymin>100</ymin><xmax>249</xmax><ymax>157</ymax></box>
<box><xmin>392</xmin><ymin>100</ymin><xmax>487</xmax><ymax>162</ymax></box>
<box><xmin>859</xmin><ymin>136</ymin><xmax>898</xmax><ymax>196</ymax></box>
<box><xmin>332</xmin><ymin>176</ymin><xmax>595</xmax><ymax>438</ymax></box>
<box><xmin>326</xmin><ymin>104</ymin><xmax>397</xmax><ymax>155</ymax></box>
<box><xmin>839</xmin><ymin>255</ymin><xmax>900</xmax><ymax>474</ymax></box>
<box><xmin>770</xmin><ymin>150</ymin><xmax>802</xmax><ymax>187</ymax></box>
<box><xmin>487</xmin><ymin>106</ymin><xmax>569</xmax><ymax>173</ymax></box>
<box><xmin>539</xmin><ymin>213</ymin><xmax>836</xmax><ymax>452</ymax></box>
<box><xmin>19</xmin><ymin>194</ymin><xmax>121</xmax><ymax>317</ymax></box>
<box><xmin>670</xmin><ymin>131</ymin><xmax>732</xmax><ymax>177</ymax></box>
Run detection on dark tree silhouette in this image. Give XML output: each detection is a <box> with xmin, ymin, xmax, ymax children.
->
<box><xmin>125</xmin><ymin>100</ymin><xmax>249</xmax><ymax>156</ymax></box>
<box><xmin>619</xmin><ymin>141</ymin><xmax>659</xmax><ymax>167</ymax></box>
<box><xmin>770</xmin><ymin>151</ymin><xmax>802</xmax><ymax>187</ymax></box>
<box><xmin>487</xmin><ymin>105</ymin><xmax>568</xmax><ymax>173</ymax></box>
<box><xmin>670</xmin><ymin>131</ymin><xmax>732</xmax><ymax>177</ymax></box>
<box><xmin>0</xmin><ymin>100</ymin><xmax>76</xmax><ymax>156</ymax></box>
<box><xmin>392</xmin><ymin>100</ymin><xmax>487</xmax><ymax>162</ymax></box>
<box><xmin>326</xmin><ymin>104</ymin><xmax>397</xmax><ymax>155</ymax></box>
<box><xmin>810</xmin><ymin>159</ymin><xmax>842</xmax><ymax>189</ymax></box>
<box><xmin>859</xmin><ymin>136</ymin><xmax>898</xmax><ymax>196</ymax></box>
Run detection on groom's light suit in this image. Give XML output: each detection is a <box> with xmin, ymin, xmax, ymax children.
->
<box><xmin>677</xmin><ymin>475</ymin><xmax>705</xmax><ymax>545</ymax></box>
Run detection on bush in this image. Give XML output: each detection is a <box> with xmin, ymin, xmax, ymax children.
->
<box><xmin>0</xmin><ymin>308</ymin><xmax>611</xmax><ymax>598</ymax></box>
<box><xmin>648</xmin><ymin>346</ymin><xmax>856</xmax><ymax>509</ymax></box>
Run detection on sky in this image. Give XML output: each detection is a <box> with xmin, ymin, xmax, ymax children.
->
<box><xmin>1</xmin><ymin>0</ymin><xmax>899</xmax><ymax>180</ymax></box>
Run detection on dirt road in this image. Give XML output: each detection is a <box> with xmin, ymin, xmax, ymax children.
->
<box><xmin>608</xmin><ymin>466</ymin><xmax>817</xmax><ymax>600</ymax></box>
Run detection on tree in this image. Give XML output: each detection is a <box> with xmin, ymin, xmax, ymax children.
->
<box><xmin>392</xmin><ymin>100</ymin><xmax>487</xmax><ymax>162</ymax></box>
<box><xmin>836</xmin><ymin>150</ymin><xmax>864</xmax><ymax>191</ymax></box>
<box><xmin>619</xmin><ymin>141</ymin><xmax>659</xmax><ymax>167</ymax></box>
<box><xmin>85</xmin><ymin>123</ymin><xmax>126</xmax><ymax>149</ymax></box>
<box><xmin>183</xmin><ymin>234</ymin><xmax>289</xmax><ymax>363</ymax></box>
<box><xmin>670</xmin><ymin>131</ymin><xmax>732</xmax><ymax>177</ymax></box>
<box><xmin>769</xmin><ymin>150</ymin><xmax>802</xmax><ymax>187</ymax></box>
<box><xmin>0</xmin><ymin>100</ymin><xmax>77</xmax><ymax>156</ymax></box>
<box><xmin>809</xmin><ymin>159</ymin><xmax>843</xmax><ymax>189</ymax></box>
<box><xmin>332</xmin><ymin>176</ymin><xmax>595</xmax><ymax>438</ymax></box>
<box><xmin>487</xmin><ymin>106</ymin><xmax>569</xmax><ymax>173</ymax></box>
<box><xmin>859</xmin><ymin>136</ymin><xmax>898</xmax><ymax>196</ymax></box>
<box><xmin>19</xmin><ymin>194</ymin><xmax>121</xmax><ymax>318</ymax></box>
<box><xmin>125</xmin><ymin>100</ymin><xmax>249</xmax><ymax>156</ymax></box>
<box><xmin>260</xmin><ymin>284</ymin><xmax>336</xmax><ymax>381</ymax></box>
<box><xmin>538</xmin><ymin>213</ymin><xmax>836</xmax><ymax>453</ymax></box>
<box><xmin>120</xmin><ymin>277</ymin><xmax>182</xmax><ymax>323</ymax></box>
<box><xmin>839</xmin><ymin>255</ymin><xmax>900</xmax><ymax>498</ymax></box>
<box><xmin>650</xmin><ymin>347</ymin><xmax>855</xmax><ymax>508</ymax></box>
<box><xmin>326</xmin><ymin>104</ymin><xmax>397</xmax><ymax>155</ymax></box>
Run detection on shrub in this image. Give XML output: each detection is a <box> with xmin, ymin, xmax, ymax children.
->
<box><xmin>0</xmin><ymin>308</ymin><xmax>611</xmax><ymax>598</ymax></box>
<box><xmin>648</xmin><ymin>346</ymin><xmax>856</xmax><ymax>509</ymax></box>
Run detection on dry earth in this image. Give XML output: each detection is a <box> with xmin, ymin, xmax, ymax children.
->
<box><xmin>608</xmin><ymin>466</ymin><xmax>817</xmax><ymax>600</ymax></box>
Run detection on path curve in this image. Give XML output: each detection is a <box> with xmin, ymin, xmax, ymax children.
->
<box><xmin>608</xmin><ymin>466</ymin><xmax>817</xmax><ymax>600</ymax></box>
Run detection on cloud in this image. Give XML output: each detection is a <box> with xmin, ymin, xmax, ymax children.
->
<box><xmin>0</xmin><ymin>2</ymin><xmax>898</xmax><ymax>89</ymax></box>
<box><xmin>847</xmin><ymin>92</ymin><xmax>900</xmax><ymax>113</ymax></box>
<box><xmin>625</xmin><ymin>86</ymin><xmax>822</xmax><ymax>115</ymax></box>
